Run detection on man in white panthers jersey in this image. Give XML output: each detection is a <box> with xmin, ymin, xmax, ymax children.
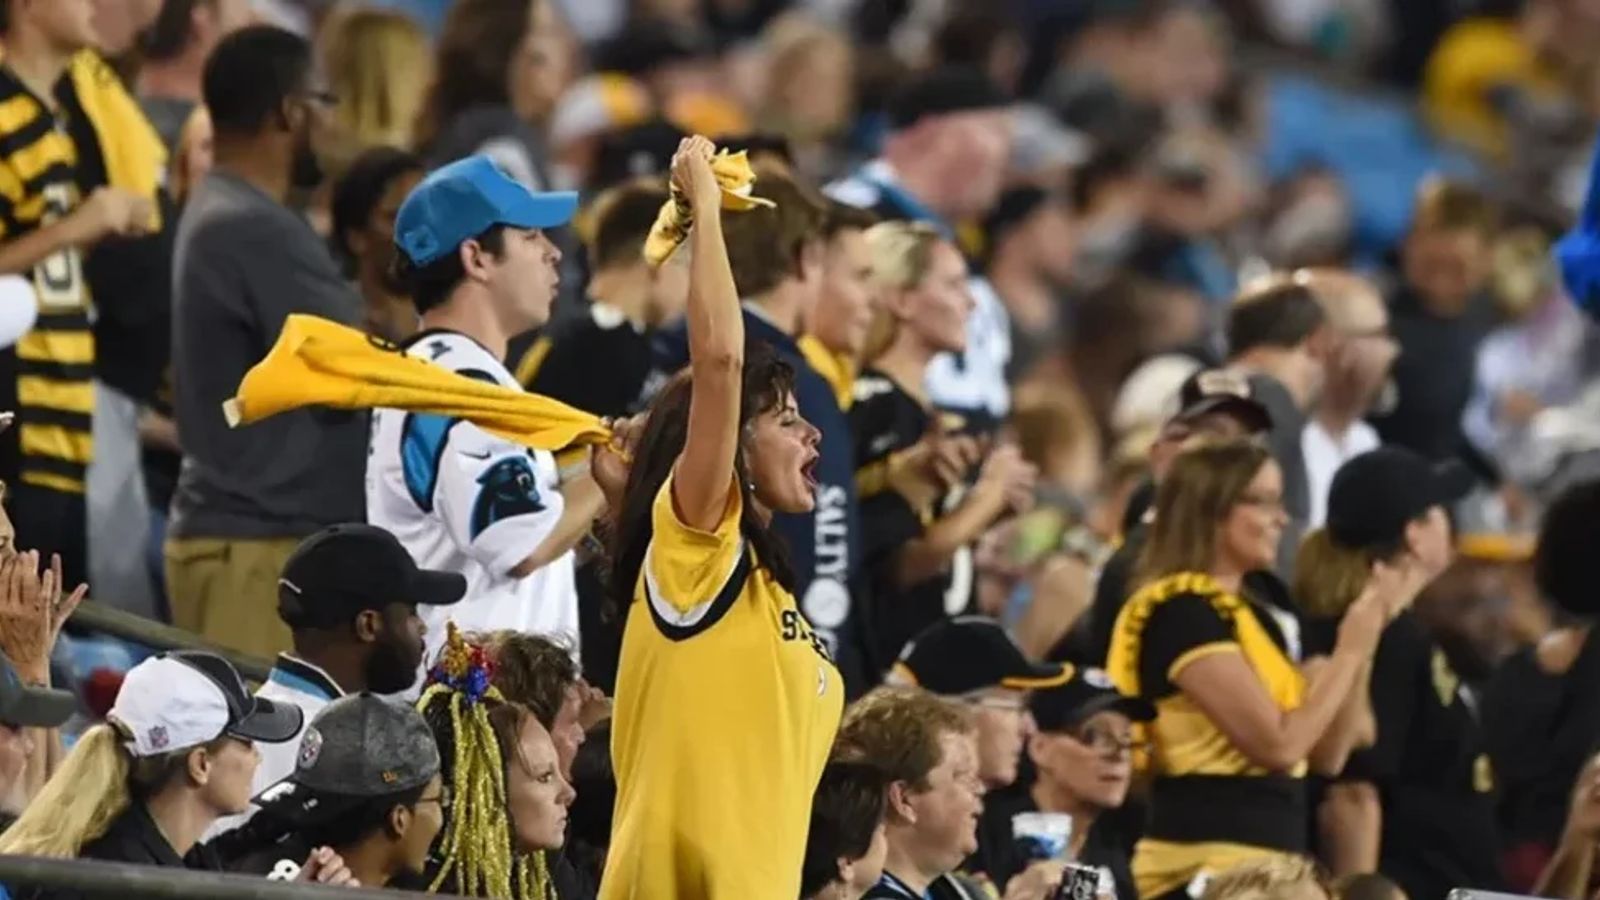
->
<box><xmin>367</xmin><ymin>154</ymin><xmax>603</xmax><ymax>668</ymax></box>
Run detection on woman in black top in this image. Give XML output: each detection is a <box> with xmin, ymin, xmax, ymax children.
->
<box><xmin>1105</xmin><ymin>440</ymin><xmax>1390</xmax><ymax>899</ymax></box>
<box><xmin>0</xmin><ymin>651</ymin><xmax>353</xmax><ymax>895</ymax></box>
<box><xmin>1313</xmin><ymin>447</ymin><xmax>1500</xmax><ymax>900</ymax></box>
<box><xmin>850</xmin><ymin>221</ymin><xmax>1035</xmax><ymax>673</ymax></box>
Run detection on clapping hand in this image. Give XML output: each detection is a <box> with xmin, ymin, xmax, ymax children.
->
<box><xmin>0</xmin><ymin>551</ymin><xmax>86</xmax><ymax>684</ymax></box>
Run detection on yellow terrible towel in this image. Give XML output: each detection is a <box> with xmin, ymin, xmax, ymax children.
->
<box><xmin>225</xmin><ymin>315</ymin><xmax>612</xmax><ymax>452</ymax></box>
<box><xmin>643</xmin><ymin>148</ymin><xmax>775</xmax><ymax>266</ymax></box>
<box><xmin>68</xmin><ymin>51</ymin><xmax>167</xmax><ymax>232</ymax></box>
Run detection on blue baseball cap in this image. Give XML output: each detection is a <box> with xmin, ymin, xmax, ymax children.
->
<box><xmin>394</xmin><ymin>155</ymin><xmax>578</xmax><ymax>267</ymax></box>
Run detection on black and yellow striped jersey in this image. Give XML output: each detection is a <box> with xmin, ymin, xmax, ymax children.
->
<box><xmin>0</xmin><ymin>62</ymin><xmax>94</xmax><ymax>495</ymax></box>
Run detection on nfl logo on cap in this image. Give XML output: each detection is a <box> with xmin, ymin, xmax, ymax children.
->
<box><xmin>148</xmin><ymin>726</ymin><xmax>169</xmax><ymax>750</ymax></box>
<box><xmin>297</xmin><ymin>727</ymin><xmax>323</xmax><ymax>771</ymax></box>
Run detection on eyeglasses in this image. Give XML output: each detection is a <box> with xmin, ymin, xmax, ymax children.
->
<box><xmin>1235</xmin><ymin>492</ymin><xmax>1284</xmax><ymax>510</ymax></box>
<box><xmin>1073</xmin><ymin>727</ymin><xmax>1147</xmax><ymax>757</ymax></box>
<box><xmin>416</xmin><ymin>785</ymin><xmax>452</xmax><ymax>810</ymax></box>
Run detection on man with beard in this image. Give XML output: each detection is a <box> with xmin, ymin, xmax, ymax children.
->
<box><xmin>167</xmin><ymin>25</ymin><xmax>368</xmax><ymax>659</ymax></box>
<box><xmin>208</xmin><ymin>523</ymin><xmax>464</xmax><ymax>836</ymax></box>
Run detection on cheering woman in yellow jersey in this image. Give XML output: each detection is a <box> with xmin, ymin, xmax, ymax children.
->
<box><xmin>595</xmin><ymin>136</ymin><xmax>843</xmax><ymax>900</ymax></box>
<box><xmin>1105</xmin><ymin>439</ymin><xmax>1395</xmax><ymax>899</ymax></box>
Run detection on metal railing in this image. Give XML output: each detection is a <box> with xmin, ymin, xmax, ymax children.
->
<box><xmin>66</xmin><ymin>603</ymin><xmax>274</xmax><ymax>685</ymax></box>
<box><xmin>0</xmin><ymin>855</ymin><xmax>423</xmax><ymax>899</ymax></box>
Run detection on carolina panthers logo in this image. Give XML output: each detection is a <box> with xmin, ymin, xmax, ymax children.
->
<box><xmin>471</xmin><ymin>456</ymin><xmax>546</xmax><ymax>538</ymax></box>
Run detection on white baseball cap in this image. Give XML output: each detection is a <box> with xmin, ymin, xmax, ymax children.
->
<box><xmin>109</xmin><ymin>652</ymin><xmax>302</xmax><ymax>757</ymax></box>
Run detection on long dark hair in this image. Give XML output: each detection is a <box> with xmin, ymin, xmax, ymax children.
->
<box><xmin>608</xmin><ymin>341</ymin><xmax>797</xmax><ymax>615</ymax></box>
<box><xmin>414</xmin><ymin>0</ymin><xmax>533</xmax><ymax>150</ymax></box>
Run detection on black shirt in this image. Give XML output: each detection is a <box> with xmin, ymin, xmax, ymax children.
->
<box><xmin>520</xmin><ymin>303</ymin><xmax>655</xmax><ymax>418</ymax></box>
<box><xmin>1341</xmin><ymin>612</ymin><xmax>1504</xmax><ymax>900</ymax></box>
<box><xmin>20</xmin><ymin>803</ymin><xmax>224</xmax><ymax>900</ymax></box>
<box><xmin>1370</xmin><ymin>286</ymin><xmax>1498</xmax><ymax>484</ymax></box>
<box><xmin>849</xmin><ymin>368</ymin><xmax>975</xmax><ymax>677</ymax></box>
<box><xmin>971</xmin><ymin>784</ymin><xmax>1137</xmax><ymax>900</ymax></box>
<box><xmin>82</xmin><ymin>803</ymin><xmax>223</xmax><ymax>870</ymax></box>
<box><xmin>1482</xmin><ymin>627</ymin><xmax>1600</xmax><ymax>854</ymax></box>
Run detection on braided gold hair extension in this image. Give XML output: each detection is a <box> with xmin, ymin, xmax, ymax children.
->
<box><xmin>419</xmin><ymin>623</ymin><xmax>553</xmax><ymax>900</ymax></box>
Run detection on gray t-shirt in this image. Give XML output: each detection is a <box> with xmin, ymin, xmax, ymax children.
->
<box><xmin>1248</xmin><ymin>372</ymin><xmax>1310</xmax><ymax>576</ymax></box>
<box><xmin>139</xmin><ymin>95</ymin><xmax>194</xmax><ymax>154</ymax></box>
<box><xmin>168</xmin><ymin>171</ymin><xmax>368</xmax><ymax>539</ymax></box>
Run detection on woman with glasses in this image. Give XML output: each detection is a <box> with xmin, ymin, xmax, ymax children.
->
<box><xmin>1104</xmin><ymin>439</ymin><xmax>1397</xmax><ymax>900</ymax></box>
<box><xmin>971</xmin><ymin>667</ymin><xmax>1156</xmax><ymax>899</ymax></box>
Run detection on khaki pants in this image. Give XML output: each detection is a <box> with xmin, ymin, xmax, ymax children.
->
<box><xmin>165</xmin><ymin>536</ymin><xmax>299</xmax><ymax>661</ymax></box>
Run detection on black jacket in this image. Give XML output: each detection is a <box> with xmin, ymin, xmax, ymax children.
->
<box><xmin>18</xmin><ymin>804</ymin><xmax>221</xmax><ymax>900</ymax></box>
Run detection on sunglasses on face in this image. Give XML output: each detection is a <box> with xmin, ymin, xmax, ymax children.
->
<box><xmin>1072</xmin><ymin>727</ymin><xmax>1147</xmax><ymax>757</ymax></box>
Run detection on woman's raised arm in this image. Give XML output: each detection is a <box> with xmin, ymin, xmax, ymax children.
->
<box><xmin>670</xmin><ymin>137</ymin><xmax>747</xmax><ymax>531</ymax></box>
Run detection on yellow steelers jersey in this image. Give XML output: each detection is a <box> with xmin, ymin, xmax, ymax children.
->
<box><xmin>0</xmin><ymin>65</ymin><xmax>92</xmax><ymax>495</ymax></box>
<box><xmin>601</xmin><ymin>473</ymin><xmax>843</xmax><ymax>900</ymax></box>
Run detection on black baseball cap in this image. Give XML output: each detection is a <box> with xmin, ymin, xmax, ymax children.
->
<box><xmin>893</xmin><ymin>617</ymin><xmax>1072</xmax><ymax>695</ymax></box>
<box><xmin>1326</xmin><ymin>446</ymin><xmax>1475</xmax><ymax>551</ymax></box>
<box><xmin>278</xmin><ymin>524</ymin><xmax>466</xmax><ymax>630</ymax></box>
<box><xmin>254</xmin><ymin>693</ymin><xmax>442</xmax><ymax>824</ymax></box>
<box><xmin>1174</xmin><ymin>368</ymin><xmax>1273</xmax><ymax>434</ymax></box>
<box><xmin>1030</xmin><ymin>666</ymin><xmax>1154</xmax><ymax>733</ymax></box>
<box><xmin>887</xmin><ymin>66</ymin><xmax>1009</xmax><ymax>131</ymax></box>
<box><xmin>0</xmin><ymin>649</ymin><xmax>74</xmax><ymax>728</ymax></box>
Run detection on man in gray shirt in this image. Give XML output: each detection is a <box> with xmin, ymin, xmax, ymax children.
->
<box><xmin>1225</xmin><ymin>277</ymin><xmax>1333</xmax><ymax>578</ymax></box>
<box><xmin>167</xmin><ymin>25</ymin><xmax>366</xmax><ymax>660</ymax></box>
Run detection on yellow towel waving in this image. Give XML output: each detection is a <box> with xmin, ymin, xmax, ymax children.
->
<box><xmin>225</xmin><ymin>315</ymin><xmax>611</xmax><ymax>452</ymax></box>
<box><xmin>643</xmin><ymin>148</ymin><xmax>774</xmax><ymax>266</ymax></box>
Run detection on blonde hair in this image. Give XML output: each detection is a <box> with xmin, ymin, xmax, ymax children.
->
<box><xmin>1010</xmin><ymin>385</ymin><xmax>1102</xmax><ymax>494</ymax></box>
<box><xmin>1294</xmin><ymin>529</ymin><xmax>1379</xmax><ymax>619</ymax></box>
<box><xmin>0</xmin><ymin>723</ymin><xmax>222</xmax><ymax>858</ymax></box>
<box><xmin>834</xmin><ymin>687</ymin><xmax>973</xmax><ymax>791</ymax></box>
<box><xmin>1202</xmin><ymin>856</ymin><xmax>1332</xmax><ymax>900</ymax></box>
<box><xmin>761</xmin><ymin>13</ymin><xmax>853</xmax><ymax>138</ymax></box>
<box><xmin>1137</xmin><ymin>439</ymin><xmax>1274</xmax><ymax>588</ymax></box>
<box><xmin>861</xmin><ymin>221</ymin><xmax>947</xmax><ymax>363</ymax></box>
<box><xmin>322</xmin><ymin>8</ymin><xmax>433</xmax><ymax>166</ymax></box>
